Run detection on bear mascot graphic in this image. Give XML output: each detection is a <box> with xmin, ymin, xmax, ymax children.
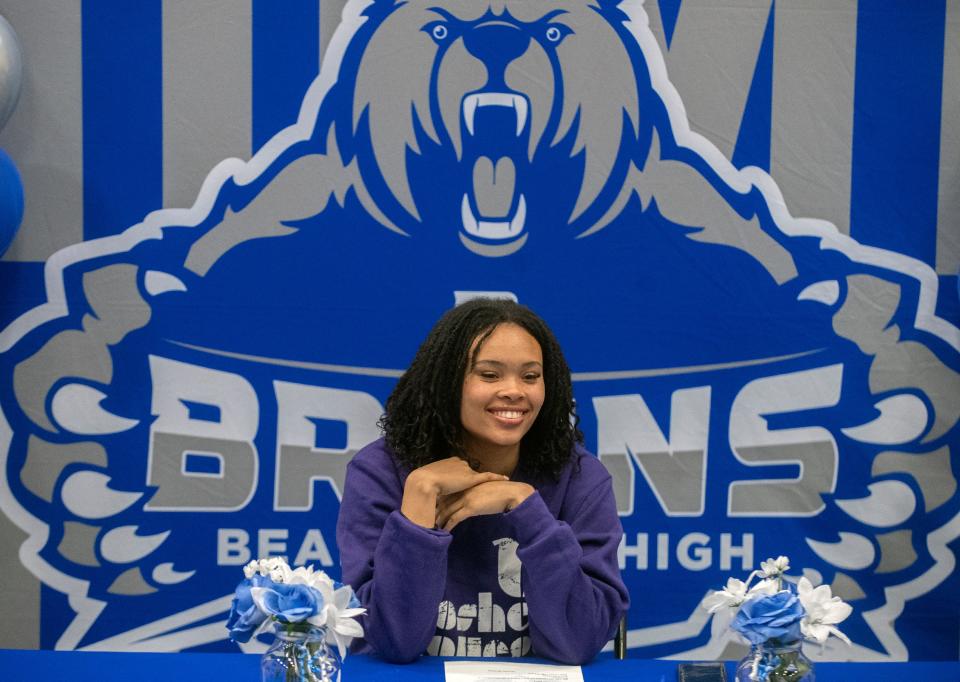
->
<box><xmin>0</xmin><ymin>0</ymin><xmax>957</xmax><ymax>658</ymax></box>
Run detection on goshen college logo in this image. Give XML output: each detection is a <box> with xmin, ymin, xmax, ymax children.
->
<box><xmin>0</xmin><ymin>0</ymin><xmax>957</xmax><ymax>658</ymax></box>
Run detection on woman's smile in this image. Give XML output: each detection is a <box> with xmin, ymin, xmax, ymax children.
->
<box><xmin>488</xmin><ymin>408</ymin><xmax>528</xmax><ymax>421</ymax></box>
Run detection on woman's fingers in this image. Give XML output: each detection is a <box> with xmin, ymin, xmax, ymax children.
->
<box><xmin>418</xmin><ymin>457</ymin><xmax>508</xmax><ymax>496</ymax></box>
<box><xmin>442</xmin><ymin>506</ymin><xmax>471</xmax><ymax>532</ymax></box>
<box><xmin>436</xmin><ymin>480</ymin><xmax>527</xmax><ymax>530</ymax></box>
<box><xmin>473</xmin><ymin>471</ymin><xmax>509</xmax><ymax>485</ymax></box>
<box><xmin>435</xmin><ymin>493</ymin><xmax>460</xmax><ymax>528</ymax></box>
<box><xmin>439</xmin><ymin>460</ymin><xmax>508</xmax><ymax>495</ymax></box>
<box><xmin>405</xmin><ymin>458</ymin><xmax>509</xmax><ymax>527</ymax></box>
<box><xmin>437</xmin><ymin>502</ymin><xmax>468</xmax><ymax>531</ymax></box>
<box><xmin>435</xmin><ymin>504</ymin><xmax>452</xmax><ymax>529</ymax></box>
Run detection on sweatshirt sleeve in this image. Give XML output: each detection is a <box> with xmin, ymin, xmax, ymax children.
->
<box><xmin>336</xmin><ymin>445</ymin><xmax>452</xmax><ymax>662</ymax></box>
<box><xmin>504</xmin><ymin>464</ymin><xmax>629</xmax><ymax>665</ymax></box>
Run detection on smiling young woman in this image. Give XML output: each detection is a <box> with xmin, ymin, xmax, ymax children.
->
<box><xmin>336</xmin><ymin>299</ymin><xmax>629</xmax><ymax>664</ymax></box>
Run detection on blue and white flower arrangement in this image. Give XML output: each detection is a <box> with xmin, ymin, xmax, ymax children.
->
<box><xmin>702</xmin><ymin>556</ymin><xmax>851</xmax><ymax>681</ymax></box>
<box><xmin>227</xmin><ymin>557</ymin><xmax>365</xmax><ymax>658</ymax></box>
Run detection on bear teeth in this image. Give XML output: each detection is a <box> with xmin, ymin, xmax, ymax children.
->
<box><xmin>461</xmin><ymin>194</ymin><xmax>526</xmax><ymax>240</ymax></box>
<box><xmin>463</xmin><ymin>92</ymin><xmax>528</xmax><ymax>136</ymax></box>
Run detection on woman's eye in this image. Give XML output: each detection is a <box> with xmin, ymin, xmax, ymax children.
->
<box><xmin>524</xmin><ymin>373</ymin><xmax>541</xmax><ymax>382</ymax></box>
<box><xmin>479</xmin><ymin>371</ymin><xmax>498</xmax><ymax>380</ymax></box>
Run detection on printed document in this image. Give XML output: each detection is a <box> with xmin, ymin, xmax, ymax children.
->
<box><xmin>444</xmin><ymin>660</ymin><xmax>584</xmax><ymax>682</ymax></box>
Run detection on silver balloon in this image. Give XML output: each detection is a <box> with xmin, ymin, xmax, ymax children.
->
<box><xmin>0</xmin><ymin>14</ymin><xmax>23</xmax><ymax>133</ymax></box>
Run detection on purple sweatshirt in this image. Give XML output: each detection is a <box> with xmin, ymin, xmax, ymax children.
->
<box><xmin>335</xmin><ymin>438</ymin><xmax>630</xmax><ymax>664</ymax></box>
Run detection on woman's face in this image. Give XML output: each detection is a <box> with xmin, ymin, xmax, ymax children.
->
<box><xmin>460</xmin><ymin>323</ymin><xmax>545</xmax><ymax>460</ymax></box>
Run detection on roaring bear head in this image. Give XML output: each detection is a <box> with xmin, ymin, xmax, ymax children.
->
<box><xmin>341</xmin><ymin>0</ymin><xmax>652</xmax><ymax>256</ymax></box>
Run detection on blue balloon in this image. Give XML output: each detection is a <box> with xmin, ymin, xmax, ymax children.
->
<box><xmin>0</xmin><ymin>147</ymin><xmax>23</xmax><ymax>256</ymax></box>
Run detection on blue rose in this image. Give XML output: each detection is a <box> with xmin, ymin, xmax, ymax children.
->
<box><xmin>255</xmin><ymin>582</ymin><xmax>320</xmax><ymax>624</ymax></box>
<box><xmin>226</xmin><ymin>574</ymin><xmax>270</xmax><ymax>643</ymax></box>
<box><xmin>732</xmin><ymin>591</ymin><xmax>804</xmax><ymax>645</ymax></box>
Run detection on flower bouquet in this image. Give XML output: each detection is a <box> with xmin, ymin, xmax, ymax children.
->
<box><xmin>701</xmin><ymin>556</ymin><xmax>852</xmax><ymax>682</ymax></box>
<box><xmin>226</xmin><ymin>558</ymin><xmax>365</xmax><ymax>682</ymax></box>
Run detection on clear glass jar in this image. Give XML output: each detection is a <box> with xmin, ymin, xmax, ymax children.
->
<box><xmin>261</xmin><ymin>622</ymin><xmax>342</xmax><ymax>682</ymax></box>
<box><xmin>735</xmin><ymin>639</ymin><xmax>815</xmax><ymax>682</ymax></box>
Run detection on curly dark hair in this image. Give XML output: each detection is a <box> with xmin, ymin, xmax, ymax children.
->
<box><xmin>379</xmin><ymin>298</ymin><xmax>583</xmax><ymax>481</ymax></box>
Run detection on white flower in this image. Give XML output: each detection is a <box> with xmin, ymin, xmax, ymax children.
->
<box><xmin>308</xmin><ymin>569</ymin><xmax>335</xmax><ymax>590</ymax></box>
<box><xmin>283</xmin><ymin>565</ymin><xmax>338</xmax><ymax>592</ymax></box>
<box><xmin>701</xmin><ymin>578</ymin><xmax>749</xmax><ymax>613</ymax></box>
<box><xmin>308</xmin><ymin>580</ymin><xmax>366</xmax><ymax>658</ymax></box>
<box><xmin>288</xmin><ymin>565</ymin><xmax>314</xmax><ymax>585</ymax></box>
<box><xmin>797</xmin><ymin>577</ymin><xmax>852</xmax><ymax>644</ymax></box>
<box><xmin>746</xmin><ymin>577</ymin><xmax>780</xmax><ymax>598</ymax></box>
<box><xmin>760</xmin><ymin>556</ymin><xmax>790</xmax><ymax>579</ymax></box>
<box><xmin>258</xmin><ymin>557</ymin><xmax>292</xmax><ymax>583</ymax></box>
<box><xmin>243</xmin><ymin>557</ymin><xmax>297</xmax><ymax>583</ymax></box>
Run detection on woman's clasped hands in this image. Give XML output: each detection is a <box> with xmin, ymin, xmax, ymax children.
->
<box><xmin>400</xmin><ymin>456</ymin><xmax>534</xmax><ymax>531</ymax></box>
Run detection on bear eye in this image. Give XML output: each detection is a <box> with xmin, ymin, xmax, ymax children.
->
<box><xmin>422</xmin><ymin>20</ymin><xmax>455</xmax><ymax>44</ymax></box>
<box><xmin>545</xmin><ymin>26</ymin><xmax>564</xmax><ymax>42</ymax></box>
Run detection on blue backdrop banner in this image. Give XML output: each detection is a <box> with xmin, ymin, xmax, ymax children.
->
<box><xmin>0</xmin><ymin>0</ymin><xmax>957</xmax><ymax>661</ymax></box>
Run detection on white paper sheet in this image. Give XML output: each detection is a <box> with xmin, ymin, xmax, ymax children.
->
<box><xmin>443</xmin><ymin>660</ymin><xmax>584</xmax><ymax>682</ymax></box>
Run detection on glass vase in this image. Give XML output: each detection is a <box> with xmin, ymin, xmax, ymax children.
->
<box><xmin>261</xmin><ymin>623</ymin><xmax>342</xmax><ymax>682</ymax></box>
<box><xmin>735</xmin><ymin>640</ymin><xmax>814</xmax><ymax>682</ymax></box>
